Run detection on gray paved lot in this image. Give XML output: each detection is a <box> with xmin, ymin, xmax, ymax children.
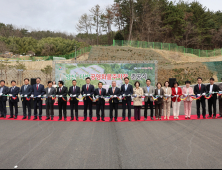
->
<box><xmin>0</xmin><ymin>101</ymin><xmax>222</xmax><ymax>169</ymax></box>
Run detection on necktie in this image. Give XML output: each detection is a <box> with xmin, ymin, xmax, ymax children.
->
<box><xmin>60</xmin><ymin>88</ymin><xmax>61</xmax><ymax>93</ymax></box>
<box><xmin>37</xmin><ymin>84</ymin><xmax>39</xmax><ymax>91</ymax></box>
<box><xmin>87</xmin><ymin>85</ymin><xmax>89</xmax><ymax>91</ymax></box>
<box><xmin>125</xmin><ymin>85</ymin><xmax>128</xmax><ymax>91</ymax></box>
<box><xmin>74</xmin><ymin>86</ymin><xmax>75</xmax><ymax>93</ymax></box>
<box><xmin>100</xmin><ymin>89</ymin><xmax>101</xmax><ymax>95</ymax></box>
<box><xmin>24</xmin><ymin>85</ymin><xmax>27</xmax><ymax>91</ymax></box>
<box><xmin>199</xmin><ymin>84</ymin><xmax>201</xmax><ymax>91</ymax></box>
<box><xmin>113</xmin><ymin>88</ymin><xmax>115</xmax><ymax>94</ymax></box>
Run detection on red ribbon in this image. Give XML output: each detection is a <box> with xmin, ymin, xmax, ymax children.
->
<box><xmin>12</xmin><ymin>97</ymin><xmax>17</xmax><ymax>100</ymax></box>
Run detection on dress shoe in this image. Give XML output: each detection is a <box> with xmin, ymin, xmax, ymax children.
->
<box><xmin>51</xmin><ymin>117</ymin><xmax>54</xmax><ymax>121</ymax></box>
<box><xmin>188</xmin><ymin>117</ymin><xmax>191</xmax><ymax>119</ymax></box>
<box><xmin>203</xmin><ymin>116</ymin><xmax>206</xmax><ymax>119</ymax></box>
<box><xmin>0</xmin><ymin>115</ymin><xmax>4</xmax><ymax>118</ymax></box>
<box><xmin>109</xmin><ymin>119</ymin><xmax>113</xmax><ymax>122</ymax></box>
<box><xmin>39</xmin><ymin>117</ymin><xmax>42</xmax><ymax>120</ymax></box>
<box><xmin>213</xmin><ymin>116</ymin><xmax>216</xmax><ymax>119</ymax></box>
<box><xmin>70</xmin><ymin>118</ymin><xmax>74</xmax><ymax>121</ymax></box>
<box><xmin>207</xmin><ymin>115</ymin><xmax>212</xmax><ymax>118</ymax></box>
<box><xmin>83</xmin><ymin>118</ymin><xmax>86</xmax><ymax>121</ymax></box>
<box><xmin>197</xmin><ymin>116</ymin><xmax>200</xmax><ymax>119</ymax></box>
<box><xmin>33</xmin><ymin>117</ymin><xmax>37</xmax><ymax>120</ymax></box>
<box><xmin>102</xmin><ymin>119</ymin><xmax>105</xmax><ymax>121</ymax></box>
<box><xmin>46</xmin><ymin>117</ymin><xmax>50</xmax><ymax>120</ymax></box>
<box><xmin>218</xmin><ymin>115</ymin><xmax>222</xmax><ymax>118</ymax></box>
<box><xmin>8</xmin><ymin>116</ymin><xmax>13</xmax><ymax>119</ymax></box>
<box><xmin>14</xmin><ymin>116</ymin><xmax>17</xmax><ymax>119</ymax></box>
<box><xmin>96</xmin><ymin>119</ymin><xmax>100</xmax><ymax>121</ymax></box>
<box><xmin>121</xmin><ymin>118</ymin><xmax>125</xmax><ymax>121</ymax></box>
<box><xmin>144</xmin><ymin>118</ymin><xmax>147</xmax><ymax>121</ymax></box>
<box><xmin>58</xmin><ymin>118</ymin><xmax>62</xmax><ymax>121</ymax></box>
<box><xmin>76</xmin><ymin>118</ymin><xmax>79</xmax><ymax>121</ymax></box>
<box><xmin>64</xmin><ymin>118</ymin><xmax>67</xmax><ymax>121</ymax></box>
<box><xmin>22</xmin><ymin>117</ymin><xmax>27</xmax><ymax>120</ymax></box>
<box><xmin>128</xmin><ymin>118</ymin><xmax>131</xmax><ymax>121</ymax></box>
<box><xmin>90</xmin><ymin>118</ymin><xmax>93</xmax><ymax>121</ymax></box>
<box><xmin>28</xmin><ymin>117</ymin><xmax>31</xmax><ymax>120</ymax></box>
<box><xmin>115</xmin><ymin>119</ymin><xmax>118</xmax><ymax>122</ymax></box>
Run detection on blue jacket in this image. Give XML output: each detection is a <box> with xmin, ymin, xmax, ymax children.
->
<box><xmin>32</xmin><ymin>84</ymin><xmax>46</xmax><ymax>99</ymax></box>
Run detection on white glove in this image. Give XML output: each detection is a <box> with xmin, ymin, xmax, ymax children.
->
<box><xmin>134</xmin><ymin>94</ymin><xmax>137</xmax><ymax>97</ymax></box>
<box><xmin>87</xmin><ymin>94</ymin><xmax>90</xmax><ymax>96</ymax></box>
<box><xmin>202</xmin><ymin>93</ymin><xmax>206</xmax><ymax>96</ymax></box>
<box><xmin>184</xmin><ymin>94</ymin><xmax>188</xmax><ymax>97</ymax></box>
<box><xmin>177</xmin><ymin>95</ymin><xmax>179</xmax><ymax>98</ymax></box>
<box><xmin>73</xmin><ymin>95</ymin><xmax>76</xmax><ymax>97</ymax></box>
<box><xmin>114</xmin><ymin>95</ymin><xmax>117</xmax><ymax>98</ymax></box>
<box><xmin>38</xmin><ymin>95</ymin><xmax>41</xmax><ymax>98</ymax></box>
<box><xmin>150</xmin><ymin>94</ymin><xmax>153</xmax><ymax>97</ymax></box>
<box><xmin>31</xmin><ymin>95</ymin><xmax>34</xmax><ymax>98</ymax></box>
<box><xmin>197</xmin><ymin>94</ymin><xmax>201</xmax><ymax>97</ymax></box>
<box><xmin>24</xmin><ymin>95</ymin><xmax>27</xmax><ymax>97</ymax></box>
<box><xmin>174</xmin><ymin>95</ymin><xmax>177</xmax><ymax>97</ymax></box>
<box><xmin>43</xmin><ymin>95</ymin><xmax>47</xmax><ymax>98</ymax></box>
<box><xmin>145</xmin><ymin>93</ymin><xmax>148</xmax><ymax>97</ymax></box>
<box><xmin>70</xmin><ymin>94</ymin><xmax>73</xmax><ymax>97</ymax></box>
<box><xmin>9</xmin><ymin>94</ymin><xmax>12</xmax><ymax>97</ymax></box>
<box><xmin>56</xmin><ymin>95</ymin><xmax>59</xmax><ymax>98</ymax></box>
<box><xmin>123</xmin><ymin>94</ymin><xmax>126</xmax><ymax>97</ymax></box>
<box><xmin>168</xmin><ymin>95</ymin><xmax>171</xmax><ymax>97</ymax></box>
<box><xmin>59</xmin><ymin>95</ymin><xmax>63</xmax><ymax>98</ymax></box>
<box><xmin>0</xmin><ymin>93</ymin><xmax>2</xmax><ymax>96</ymax></box>
<box><xmin>83</xmin><ymin>94</ymin><xmax>86</xmax><ymax>97</ymax></box>
<box><xmin>160</xmin><ymin>96</ymin><xmax>163</xmax><ymax>98</ymax></box>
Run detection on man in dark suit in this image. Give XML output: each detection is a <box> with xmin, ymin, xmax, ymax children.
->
<box><xmin>94</xmin><ymin>82</ymin><xmax>107</xmax><ymax>121</ymax></box>
<box><xmin>194</xmin><ymin>77</ymin><xmax>207</xmax><ymax>119</ymax></box>
<box><xmin>32</xmin><ymin>77</ymin><xmax>46</xmax><ymax>120</ymax></box>
<box><xmin>45</xmin><ymin>81</ymin><xmax>56</xmax><ymax>121</ymax></box>
<box><xmin>218</xmin><ymin>83</ymin><xmax>222</xmax><ymax>119</ymax></box>
<box><xmin>8</xmin><ymin>80</ymin><xmax>20</xmax><ymax>119</ymax></box>
<box><xmin>108</xmin><ymin>81</ymin><xmax>121</xmax><ymax>122</ymax></box>
<box><xmin>69</xmin><ymin>80</ymin><xmax>80</xmax><ymax>121</ymax></box>
<box><xmin>56</xmin><ymin>81</ymin><xmax>68</xmax><ymax>121</ymax></box>
<box><xmin>206</xmin><ymin>78</ymin><xmax>219</xmax><ymax>119</ymax></box>
<box><xmin>20</xmin><ymin>78</ymin><xmax>32</xmax><ymax>120</ymax></box>
<box><xmin>0</xmin><ymin>80</ymin><xmax>9</xmax><ymax>118</ymax></box>
<box><xmin>121</xmin><ymin>77</ymin><xmax>133</xmax><ymax>121</ymax></box>
<box><xmin>81</xmin><ymin>77</ymin><xmax>95</xmax><ymax>121</ymax></box>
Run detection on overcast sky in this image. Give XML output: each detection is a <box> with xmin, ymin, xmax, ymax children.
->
<box><xmin>0</xmin><ymin>0</ymin><xmax>221</xmax><ymax>35</ymax></box>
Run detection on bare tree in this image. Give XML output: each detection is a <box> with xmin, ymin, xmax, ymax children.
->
<box><xmin>76</xmin><ymin>13</ymin><xmax>92</xmax><ymax>34</ymax></box>
<box><xmin>90</xmin><ymin>5</ymin><xmax>103</xmax><ymax>45</ymax></box>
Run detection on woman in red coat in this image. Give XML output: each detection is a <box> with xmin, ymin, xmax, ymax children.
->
<box><xmin>172</xmin><ymin>81</ymin><xmax>182</xmax><ymax>119</ymax></box>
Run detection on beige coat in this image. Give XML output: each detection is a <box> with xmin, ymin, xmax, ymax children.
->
<box><xmin>162</xmin><ymin>87</ymin><xmax>172</xmax><ymax>102</ymax></box>
<box><xmin>143</xmin><ymin>86</ymin><xmax>155</xmax><ymax>102</ymax></box>
<box><xmin>133</xmin><ymin>87</ymin><xmax>144</xmax><ymax>106</ymax></box>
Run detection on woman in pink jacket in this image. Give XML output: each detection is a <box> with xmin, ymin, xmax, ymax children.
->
<box><xmin>182</xmin><ymin>81</ymin><xmax>194</xmax><ymax>119</ymax></box>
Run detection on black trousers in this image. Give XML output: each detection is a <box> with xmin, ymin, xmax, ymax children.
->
<box><xmin>196</xmin><ymin>98</ymin><xmax>206</xmax><ymax>117</ymax></box>
<box><xmin>144</xmin><ymin>99</ymin><xmax>154</xmax><ymax>118</ymax></box>
<box><xmin>46</xmin><ymin>102</ymin><xmax>54</xmax><ymax>118</ymax></box>
<box><xmin>110</xmin><ymin>102</ymin><xmax>118</xmax><ymax>120</ymax></box>
<box><xmin>70</xmin><ymin>101</ymin><xmax>79</xmax><ymax>118</ymax></box>
<box><xmin>9</xmin><ymin>101</ymin><xmax>18</xmax><ymax>117</ymax></box>
<box><xmin>96</xmin><ymin>103</ymin><xmax>105</xmax><ymax>120</ymax></box>
<box><xmin>34</xmin><ymin>99</ymin><xmax>43</xmax><ymax>118</ymax></box>
<box><xmin>122</xmin><ymin>99</ymin><xmax>131</xmax><ymax>119</ymax></box>
<box><xmin>58</xmin><ymin>100</ymin><xmax>67</xmax><ymax>119</ymax></box>
<box><xmin>219</xmin><ymin>98</ymin><xmax>222</xmax><ymax>116</ymax></box>
<box><xmin>208</xmin><ymin>97</ymin><xmax>217</xmax><ymax>117</ymax></box>
<box><xmin>22</xmin><ymin>98</ymin><xmax>31</xmax><ymax>117</ymax></box>
<box><xmin>0</xmin><ymin>100</ymin><xmax>7</xmax><ymax>116</ymax></box>
<box><xmin>84</xmin><ymin>99</ymin><xmax>93</xmax><ymax>119</ymax></box>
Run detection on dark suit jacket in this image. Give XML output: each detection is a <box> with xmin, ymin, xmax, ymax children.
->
<box><xmin>69</xmin><ymin>86</ymin><xmax>80</xmax><ymax>103</ymax></box>
<box><xmin>94</xmin><ymin>88</ymin><xmax>107</xmax><ymax>105</ymax></box>
<box><xmin>154</xmin><ymin>88</ymin><xmax>164</xmax><ymax>104</ymax></box>
<box><xmin>20</xmin><ymin>85</ymin><xmax>32</xmax><ymax>97</ymax></box>
<box><xmin>108</xmin><ymin>87</ymin><xmax>121</xmax><ymax>104</ymax></box>
<box><xmin>57</xmin><ymin>86</ymin><xmax>68</xmax><ymax>102</ymax></box>
<box><xmin>206</xmin><ymin>84</ymin><xmax>219</xmax><ymax>99</ymax></box>
<box><xmin>81</xmin><ymin>84</ymin><xmax>95</xmax><ymax>101</ymax></box>
<box><xmin>0</xmin><ymin>86</ymin><xmax>9</xmax><ymax>101</ymax></box>
<box><xmin>194</xmin><ymin>84</ymin><xmax>207</xmax><ymax>100</ymax></box>
<box><xmin>121</xmin><ymin>84</ymin><xmax>133</xmax><ymax>101</ymax></box>
<box><xmin>32</xmin><ymin>84</ymin><xmax>46</xmax><ymax>100</ymax></box>
<box><xmin>9</xmin><ymin>86</ymin><xmax>20</xmax><ymax>103</ymax></box>
<box><xmin>45</xmin><ymin>87</ymin><xmax>56</xmax><ymax>105</ymax></box>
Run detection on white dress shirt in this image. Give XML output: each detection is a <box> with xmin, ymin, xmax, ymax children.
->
<box><xmin>210</xmin><ymin>85</ymin><xmax>213</xmax><ymax>93</ymax></box>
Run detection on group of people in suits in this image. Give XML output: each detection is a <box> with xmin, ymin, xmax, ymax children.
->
<box><xmin>0</xmin><ymin>76</ymin><xmax>222</xmax><ymax>121</ymax></box>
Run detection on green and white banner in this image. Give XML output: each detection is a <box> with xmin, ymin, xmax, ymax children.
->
<box><xmin>55</xmin><ymin>63</ymin><xmax>156</xmax><ymax>88</ymax></box>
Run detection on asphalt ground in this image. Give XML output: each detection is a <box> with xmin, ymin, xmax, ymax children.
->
<box><xmin>0</xmin><ymin>100</ymin><xmax>222</xmax><ymax>169</ymax></box>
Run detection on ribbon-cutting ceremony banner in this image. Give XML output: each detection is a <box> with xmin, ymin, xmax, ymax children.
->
<box><xmin>55</xmin><ymin>62</ymin><xmax>156</xmax><ymax>88</ymax></box>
